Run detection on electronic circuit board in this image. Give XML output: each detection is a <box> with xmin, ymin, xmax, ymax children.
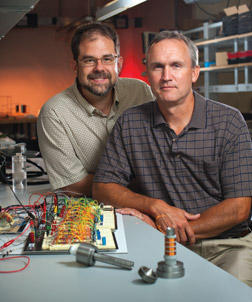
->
<box><xmin>0</xmin><ymin>212</ymin><xmax>28</xmax><ymax>234</ymax></box>
<box><xmin>23</xmin><ymin>197</ymin><xmax>118</xmax><ymax>254</ymax></box>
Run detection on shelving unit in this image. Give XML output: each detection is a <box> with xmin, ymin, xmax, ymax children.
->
<box><xmin>183</xmin><ymin>22</ymin><xmax>252</xmax><ymax>99</ymax></box>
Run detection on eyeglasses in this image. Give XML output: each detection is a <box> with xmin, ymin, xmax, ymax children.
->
<box><xmin>78</xmin><ymin>55</ymin><xmax>118</xmax><ymax>67</ymax></box>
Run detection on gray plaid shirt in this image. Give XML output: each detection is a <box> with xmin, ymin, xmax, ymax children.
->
<box><xmin>94</xmin><ymin>91</ymin><xmax>252</xmax><ymax>237</ymax></box>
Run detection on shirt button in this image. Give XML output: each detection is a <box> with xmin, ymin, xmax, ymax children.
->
<box><xmin>172</xmin><ymin>138</ymin><xmax>177</xmax><ymax>142</ymax></box>
<box><xmin>176</xmin><ymin>154</ymin><xmax>180</xmax><ymax>158</ymax></box>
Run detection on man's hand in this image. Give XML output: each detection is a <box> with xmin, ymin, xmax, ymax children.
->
<box><xmin>116</xmin><ymin>208</ymin><xmax>157</xmax><ymax>229</ymax></box>
<box><xmin>150</xmin><ymin>200</ymin><xmax>200</xmax><ymax>245</ymax></box>
<box><xmin>93</xmin><ymin>182</ymin><xmax>200</xmax><ymax>244</ymax></box>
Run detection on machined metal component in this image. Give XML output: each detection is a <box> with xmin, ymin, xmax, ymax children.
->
<box><xmin>70</xmin><ymin>243</ymin><xmax>134</xmax><ymax>270</ymax></box>
<box><xmin>156</xmin><ymin>227</ymin><xmax>185</xmax><ymax>279</ymax></box>
<box><xmin>138</xmin><ymin>266</ymin><xmax>157</xmax><ymax>284</ymax></box>
<box><xmin>157</xmin><ymin>260</ymin><xmax>185</xmax><ymax>279</ymax></box>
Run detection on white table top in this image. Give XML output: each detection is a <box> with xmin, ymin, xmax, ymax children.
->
<box><xmin>0</xmin><ymin>184</ymin><xmax>251</xmax><ymax>301</ymax></box>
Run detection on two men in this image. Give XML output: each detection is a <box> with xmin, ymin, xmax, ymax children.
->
<box><xmin>93</xmin><ymin>31</ymin><xmax>252</xmax><ymax>286</ymax></box>
<box><xmin>37</xmin><ymin>23</ymin><xmax>153</xmax><ymax>196</ymax></box>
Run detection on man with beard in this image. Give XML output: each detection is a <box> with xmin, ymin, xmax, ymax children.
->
<box><xmin>37</xmin><ymin>23</ymin><xmax>153</xmax><ymax>196</ymax></box>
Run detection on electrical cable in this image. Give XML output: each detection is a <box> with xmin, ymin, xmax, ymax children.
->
<box><xmin>0</xmin><ymin>152</ymin><xmax>49</xmax><ymax>185</ymax></box>
<box><xmin>0</xmin><ymin>154</ymin><xmax>35</xmax><ymax>220</ymax></box>
<box><xmin>0</xmin><ymin>222</ymin><xmax>31</xmax><ymax>251</ymax></box>
<box><xmin>5</xmin><ymin>180</ymin><xmax>35</xmax><ymax>220</ymax></box>
<box><xmin>0</xmin><ymin>256</ymin><xmax>30</xmax><ymax>273</ymax></box>
<box><xmin>27</xmin><ymin>159</ymin><xmax>46</xmax><ymax>178</ymax></box>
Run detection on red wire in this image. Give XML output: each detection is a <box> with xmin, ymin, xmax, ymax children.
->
<box><xmin>0</xmin><ymin>256</ymin><xmax>30</xmax><ymax>273</ymax></box>
<box><xmin>0</xmin><ymin>222</ymin><xmax>31</xmax><ymax>251</ymax></box>
<box><xmin>29</xmin><ymin>192</ymin><xmax>53</xmax><ymax>207</ymax></box>
<box><xmin>0</xmin><ymin>193</ymin><xmax>56</xmax><ymax>273</ymax></box>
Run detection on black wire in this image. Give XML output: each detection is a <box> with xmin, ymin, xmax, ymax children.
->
<box><xmin>26</xmin><ymin>159</ymin><xmax>49</xmax><ymax>185</ymax></box>
<box><xmin>0</xmin><ymin>153</ymin><xmax>35</xmax><ymax>219</ymax></box>
<box><xmin>1</xmin><ymin>156</ymin><xmax>49</xmax><ymax>185</ymax></box>
<box><xmin>27</xmin><ymin>159</ymin><xmax>46</xmax><ymax>177</ymax></box>
<box><xmin>27</xmin><ymin>180</ymin><xmax>49</xmax><ymax>185</ymax></box>
<box><xmin>1</xmin><ymin>170</ymin><xmax>35</xmax><ymax>219</ymax></box>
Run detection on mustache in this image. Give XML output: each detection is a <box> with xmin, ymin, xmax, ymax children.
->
<box><xmin>88</xmin><ymin>72</ymin><xmax>111</xmax><ymax>80</ymax></box>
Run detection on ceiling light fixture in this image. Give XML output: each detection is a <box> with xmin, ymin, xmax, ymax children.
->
<box><xmin>96</xmin><ymin>0</ymin><xmax>148</xmax><ymax>21</ymax></box>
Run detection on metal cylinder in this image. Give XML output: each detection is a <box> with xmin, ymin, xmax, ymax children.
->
<box><xmin>76</xmin><ymin>243</ymin><xmax>96</xmax><ymax>266</ymax></box>
<box><xmin>12</xmin><ymin>153</ymin><xmax>27</xmax><ymax>192</ymax></box>
<box><xmin>95</xmin><ymin>253</ymin><xmax>134</xmax><ymax>270</ymax></box>
<box><xmin>164</xmin><ymin>227</ymin><xmax>176</xmax><ymax>266</ymax></box>
<box><xmin>156</xmin><ymin>227</ymin><xmax>185</xmax><ymax>279</ymax></box>
<box><xmin>74</xmin><ymin>243</ymin><xmax>134</xmax><ymax>270</ymax></box>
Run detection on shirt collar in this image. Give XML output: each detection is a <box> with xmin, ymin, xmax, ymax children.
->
<box><xmin>153</xmin><ymin>102</ymin><xmax>165</xmax><ymax>127</ymax></box>
<box><xmin>153</xmin><ymin>91</ymin><xmax>207</xmax><ymax>129</ymax></box>
<box><xmin>187</xmin><ymin>91</ymin><xmax>206</xmax><ymax>129</ymax></box>
<box><xmin>113</xmin><ymin>84</ymin><xmax>120</xmax><ymax>107</ymax></box>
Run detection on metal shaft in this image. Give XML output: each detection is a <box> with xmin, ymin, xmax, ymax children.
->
<box><xmin>73</xmin><ymin>243</ymin><xmax>134</xmax><ymax>270</ymax></box>
<box><xmin>94</xmin><ymin>252</ymin><xmax>134</xmax><ymax>270</ymax></box>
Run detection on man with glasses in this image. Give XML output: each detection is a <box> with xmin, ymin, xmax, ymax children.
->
<box><xmin>37</xmin><ymin>23</ymin><xmax>153</xmax><ymax>196</ymax></box>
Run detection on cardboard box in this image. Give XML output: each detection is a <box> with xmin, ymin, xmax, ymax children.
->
<box><xmin>215</xmin><ymin>52</ymin><xmax>228</xmax><ymax>66</ymax></box>
<box><xmin>238</xmin><ymin>5</ymin><xmax>252</xmax><ymax>34</ymax></box>
<box><xmin>223</xmin><ymin>6</ymin><xmax>238</xmax><ymax>36</ymax></box>
<box><xmin>223</xmin><ymin>5</ymin><xmax>252</xmax><ymax>36</ymax></box>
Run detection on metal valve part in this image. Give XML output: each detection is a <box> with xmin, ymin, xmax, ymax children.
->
<box><xmin>138</xmin><ymin>266</ymin><xmax>157</xmax><ymax>284</ymax></box>
<box><xmin>70</xmin><ymin>242</ymin><xmax>134</xmax><ymax>270</ymax></box>
<box><xmin>156</xmin><ymin>227</ymin><xmax>185</xmax><ymax>279</ymax></box>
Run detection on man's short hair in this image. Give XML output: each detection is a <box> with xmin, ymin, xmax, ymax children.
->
<box><xmin>146</xmin><ymin>30</ymin><xmax>199</xmax><ymax>68</ymax></box>
<box><xmin>71</xmin><ymin>22</ymin><xmax>120</xmax><ymax>62</ymax></box>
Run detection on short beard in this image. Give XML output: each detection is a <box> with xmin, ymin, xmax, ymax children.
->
<box><xmin>81</xmin><ymin>81</ymin><xmax>114</xmax><ymax>96</ymax></box>
<box><xmin>78</xmin><ymin>72</ymin><xmax>116</xmax><ymax>97</ymax></box>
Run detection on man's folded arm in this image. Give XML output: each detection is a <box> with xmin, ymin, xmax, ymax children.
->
<box><xmin>93</xmin><ymin>182</ymin><xmax>158</xmax><ymax>214</ymax></box>
<box><xmin>92</xmin><ymin>182</ymin><xmax>200</xmax><ymax>245</ymax></box>
<box><xmin>60</xmin><ymin>174</ymin><xmax>94</xmax><ymax>197</ymax></box>
<box><xmin>189</xmin><ymin>196</ymin><xmax>252</xmax><ymax>239</ymax></box>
